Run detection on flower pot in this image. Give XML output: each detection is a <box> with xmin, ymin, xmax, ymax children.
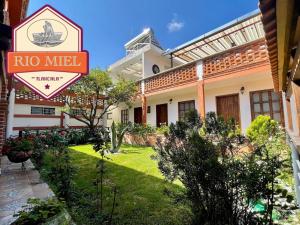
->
<box><xmin>7</xmin><ymin>150</ymin><xmax>33</xmax><ymax>163</ymax></box>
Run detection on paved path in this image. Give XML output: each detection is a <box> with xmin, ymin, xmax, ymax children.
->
<box><xmin>0</xmin><ymin>156</ymin><xmax>54</xmax><ymax>225</ymax></box>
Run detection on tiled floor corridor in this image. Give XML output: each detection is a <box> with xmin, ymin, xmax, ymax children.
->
<box><xmin>0</xmin><ymin>157</ymin><xmax>54</xmax><ymax>225</ymax></box>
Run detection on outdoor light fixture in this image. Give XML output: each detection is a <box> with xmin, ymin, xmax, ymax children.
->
<box><xmin>147</xmin><ymin>106</ymin><xmax>151</xmax><ymax>113</ymax></box>
<box><xmin>169</xmin><ymin>99</ymin><xmax>173</xmax><ymax>104</ymax></box>
<box><xmin>240</xmin><ymin>86</ymin><xmax>245</xmax><ymax>95</ymax></box>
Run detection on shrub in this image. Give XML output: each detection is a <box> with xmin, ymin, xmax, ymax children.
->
<box><xmin>128</xmin><ymin>123</ymin><xmax>155</xmax><ymax>137</ymax></box>
<box><xmin>66</xmin><ymin>128</ymin><xmax>90</xmax><ymax>145</ymax></box>
<box><xmin>155</xmin><ymin>112</ymin><xmax>283</xmax><ymax>225</ymax></box>
<box><xmin>246</xmin><ymin>115</ymin><xmax>280</xmax><ymax>146</ymax></box>
<box><xmin>156</xmin><ymin>124</ymin><xmax>169</xmax><ymax>135</ymax></box>
<box><xmin>12</xmin><ymin>198</ymin><xmax>64</xmax><ymax>225</ymax></box>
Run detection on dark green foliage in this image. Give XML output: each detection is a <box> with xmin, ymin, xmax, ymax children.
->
<box><xmin>66</xmin><ymin>128</ymin><xmax>90</xmax><ymax>145</ymax></box>
<box><xmin>44</xmin><ymin>132</ymin><xmax>76</xmax><ymax>201</ymax></box>
<box><xmin>128</xmin><ymin>123</ymin><xmax>155</xmax><ymax>136</ymax></box>
<box><xmin>155</xmin><ymin>112</ymin><xmax>283</xmax><ymax>225</ymax></box>
<box><xmin>12</xmin><ymin>198</ymin><xmax>64</xmax><ymax>225</ymax></box>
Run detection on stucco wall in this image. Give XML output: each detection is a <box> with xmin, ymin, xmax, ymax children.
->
<box><xmin>143</xmin><ymin>50</ymin><xmax>171</xmax><ymax>78</ymax></box>
<box><xmin>12</xmin><ymin>103</ymin><xmax>103</xmax><ymax>136</ymax></box>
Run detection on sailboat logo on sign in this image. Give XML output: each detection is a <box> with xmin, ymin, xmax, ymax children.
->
<box><xmin>7</xmin><ymin>5</ymin><xmax>89</xmax><ymax>100</ymax></box>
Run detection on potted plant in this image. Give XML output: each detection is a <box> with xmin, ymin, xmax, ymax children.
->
<box><xmin>2</xmin><ymin>136</ymin><xmax>34</xmax><ymax>167</ymax></box>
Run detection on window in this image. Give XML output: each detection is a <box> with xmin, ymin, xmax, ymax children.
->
<box><xmin>70</xmin><ymin>108</ymin><xmax>86</xmax><ymax>116</ymax></box>
<box><xmin>178</xmin><ymin>100</ymin><xmax>195</xmax><ymax>121</ymax></box>
<box><xmin>250</xmin><ymin>89</ymin><xmax>283</xmax><ymax>123</ymax></box>
<box><xmin>31</xmin><ymin>107</ymin><xmax>55</xmax><ymax>115</ymax></box>
<box><xmin>107</xmin><ymin>113</ymin><xmax>112</xmax><ymax>120</ymax></box>
<box><xmin>121</xmin><ymin>109</ymin><xmax>129</xmax><ymax>124</ymax></box>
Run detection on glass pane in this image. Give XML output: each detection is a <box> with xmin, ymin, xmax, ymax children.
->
<box><xmin>263</xmin><ymin>103</ymin><xmax>270</xmax><ymax>112</ymax></box>
<box><xmin>254</xmin><ymin>103</ymin><xmax>260</xmax><ymax>113</ymax></box>
<box><xmin>273</xmin><ymin>113</ymin><xmax>281</xmax><ymax>122</ymax></box>
<box><xmin>252</xmin><ymin>93</ymin><xmax>260</xmax><ymax>103</ymax></box>
<box><xmin>272</xmin><ymin>102</ymin><xmax>280</xmax><ymax>112</ymax></box>
<box><xmin>271</xmin><ymin>92</ymin><xmax>280</xmax><ymax>101</ymax></box>
<box><xmin>31</xmin><ymin>107</ymin><xmax>43</xmax><ymax>114</ymax></box>
<box><xmin>262</xmin><ymin>92</ymin><xmax>269</xmax><ymax>101</ymax></box>
<box><xmin>179</xmin><ymin>104</ymin><xmax>184</xmax><ymax>110</ymax></box>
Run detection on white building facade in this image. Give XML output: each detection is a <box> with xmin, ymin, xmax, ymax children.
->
<box><xmin>108</xmin><ymin>10</ymin><xmax>285</xmax><ymax>133</ymax></box>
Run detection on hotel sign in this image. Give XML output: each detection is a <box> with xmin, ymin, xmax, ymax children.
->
<box><xmin>7</xmin><ymin>5</ymin><xmax>88</xmax><ymax>99</ymax></box>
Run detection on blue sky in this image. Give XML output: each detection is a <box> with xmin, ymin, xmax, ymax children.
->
<box><xmin>28</xmin><ymin>0</ymin><xmax>258</xmax><ymax>69</ymax></box>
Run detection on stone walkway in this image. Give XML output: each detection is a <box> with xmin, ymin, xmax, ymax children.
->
<box><xmin>0</xmin><ymin>156</ymin><xmax>54</xmax><ymax>225</ymax></box>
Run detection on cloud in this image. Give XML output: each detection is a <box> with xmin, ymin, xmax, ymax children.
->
<box><xmin>167</xmin><ymin>14</ymin><xmax>184</xmax><ymax>32</ymax></box>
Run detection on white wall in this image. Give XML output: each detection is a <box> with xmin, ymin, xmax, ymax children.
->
<box><xmin>13</xmin><ymin>104</ymin><xmax>62</xmax><ymax>135</ymax></box>
<box><xmin>143</xmin><ymin>49</ymin><xmax>171</xmax><ymax>78</ymax></box>
<box><xmin>12</xmin><ymin>104</ymin><xmax>104</xmax><ymax>135</ymax></box>
<box><xmin>147</xmin><ymin>93</ymin><xmax>198</xmax><ymax>126</ymax></box>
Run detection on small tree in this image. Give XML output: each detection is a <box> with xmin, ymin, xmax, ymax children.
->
<box><xmin>64</xmin><ymin>68</ymin><xmax>137</xmax><ymax>136</ymax></box>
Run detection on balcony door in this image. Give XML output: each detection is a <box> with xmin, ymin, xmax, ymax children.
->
<box><xmin>134</xmin><ymin>107</ymin><xmax>142</xmax><ymax>124</ymax></box>
<box><xmin>216</xmin><ymin>94</ymin><xmax>240</xmax><ymax>124</ymax></box>
<box><xmin>156</xmin><ymin>104</ymin><xmax>168</xmax><ymax>127</ymax></box>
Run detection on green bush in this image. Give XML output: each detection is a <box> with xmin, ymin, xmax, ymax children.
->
<box><xmin>128</xmin><ymin>123</ymin><xmax>154</xmax><ymax>136</ymax></box>
<box><xmin>246</xmin><ymin>115</ymin><xmax>280</xmax><ymax>146</ymax></box>
<box><xmin>12</xmin><ymin>198</ymin><xmax>64</xmax><ymax>225</ymax></box>
<box><xmin>156</xmin><ymin>125</ymin><xmax>169</xmax><ymax>135</ymax></box>
<box><xmin>66</xmin><ymin>128</ymin><xmax>90</xmax><ymax>145</ymax></box>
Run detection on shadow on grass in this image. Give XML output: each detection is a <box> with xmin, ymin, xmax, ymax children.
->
<box><xmin>66</xmin><ymin>146</ymin><xmax>191</xmax><ymax>225</ymax></box>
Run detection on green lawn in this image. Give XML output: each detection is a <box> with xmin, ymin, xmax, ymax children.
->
<box><xmin>42</xmin><ymin>144</ymin><xmax>191</xmax><ymax>225</ymax></box>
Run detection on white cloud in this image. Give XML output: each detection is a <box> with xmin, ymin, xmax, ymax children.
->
<box><xmin>167</xmin><ymin>14</ymin><xmax>184</xmax><ymax>32</ymax></box>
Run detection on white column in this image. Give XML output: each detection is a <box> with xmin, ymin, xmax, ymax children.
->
<box><xmin>6</xmin><ymin>88</ymin><xmax>15</xmax><ymax>138</ymax></box>
<box><xmin>64</xmin><ymin>113</ymin><xmax>70</xmax><ymax>128</ymax></box>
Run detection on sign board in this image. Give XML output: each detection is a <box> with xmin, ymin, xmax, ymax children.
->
<box><xmin>7</xmin><ymin>5</ymin><xmax>88</xmax><ymax>99</ymax></box>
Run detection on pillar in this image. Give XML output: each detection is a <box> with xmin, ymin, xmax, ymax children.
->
<box><xmin>6</xmin><ymin>88</ymin><xmax>15</xmax><ymax>138</ymax></box>
<box><xmin>64</xmin><ymin>112</ymin><xmax>70</xmax><ymax>128</ymax></box>
<box><xmin>197</xmin><ymin>80</ymin><xmax>205</xmax><ymax>118</ymax></box>
<box><xmin>142</xmin><ymin>95</ymin><xmax>147</xmax><ymax>124</ymax></box>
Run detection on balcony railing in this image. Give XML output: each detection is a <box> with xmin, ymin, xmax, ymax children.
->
<box><xmin>15</xmin><ymin>89</ymin><xmax>104</xmax><ymax>108</ymax></box>
<box><xmin>15</xmin><ymin>89</ymin><xmax>65</xmax><ymax>106</ymax></box>
<box><xmin>203</xmin><ymin>39</ymin><xmax>269</xmax><ymax>78</ymax></box>
<box><xmin>141</xmin><ymin>62</ymin><xmax>197</xmax><ymax>94</ymax></box>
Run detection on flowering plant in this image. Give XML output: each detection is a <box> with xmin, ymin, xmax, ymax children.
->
<box><xmin>2</xmin><ymin>136</ymin><xmax>34</xmax><ymax>163</ymax></box>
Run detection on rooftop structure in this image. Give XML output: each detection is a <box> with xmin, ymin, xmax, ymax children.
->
<box><xmin>167</xmin><ymin>9</ymin><xmax>265</xmax><ymax>63</ymax></box>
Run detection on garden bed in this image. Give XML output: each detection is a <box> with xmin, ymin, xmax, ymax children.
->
<box><xmin>40</xmin><ymin>144</ymin><xmax>191</xmax><ymax>225</ymax></box>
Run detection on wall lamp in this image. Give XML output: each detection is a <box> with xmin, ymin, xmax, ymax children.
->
<box><xmin>240</xmin><ymin>86</ymin><xmax>245</xmax><ymax>95</ymax></box>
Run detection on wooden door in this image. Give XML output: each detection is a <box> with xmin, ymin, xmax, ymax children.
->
<box><xmin>134</xmin><ymin>107</ymin><xmax>142</xmax><ymax>124</ymax></box>
<box><xmin>216</xmin><ymin>94</ymin><xmax>240</xmax><ymax>124</ymax></box>
<box><xmin>156</xmin><ymin>104</ymin><xmax>168</xmax><ymax>127</ymax></box>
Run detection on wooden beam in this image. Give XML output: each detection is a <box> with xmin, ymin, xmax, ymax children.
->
<box><xmin>276</xmin><ymin>0</ymin><xmax>295</xmax><ymax>90</ymax></box>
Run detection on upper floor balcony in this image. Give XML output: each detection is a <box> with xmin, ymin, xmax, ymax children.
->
<box><xmin>138</xmin><ymin>62</ymin><xmax>198</xmax><ymax>94</ymax></box>
<box><xmin>203</xmin><ymin>39</ymin><xmax>269</xmax><ymax>79</ymax></box>
<box><xmin>137</xmin><ymin>39</ymin><xmax>269</xmax><ymax>95</ymax></box>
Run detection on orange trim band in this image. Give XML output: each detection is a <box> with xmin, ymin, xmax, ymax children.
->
<box><xmin>7</xmin><ymin>51</ymin><xmax>88</xmax><ymax>74</ymax></box>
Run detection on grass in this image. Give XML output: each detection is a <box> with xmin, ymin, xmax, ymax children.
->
<box><xmin>41</xmin><ymin>144</ymin><xmax>191</xmax><ymax>225</ymax></box>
